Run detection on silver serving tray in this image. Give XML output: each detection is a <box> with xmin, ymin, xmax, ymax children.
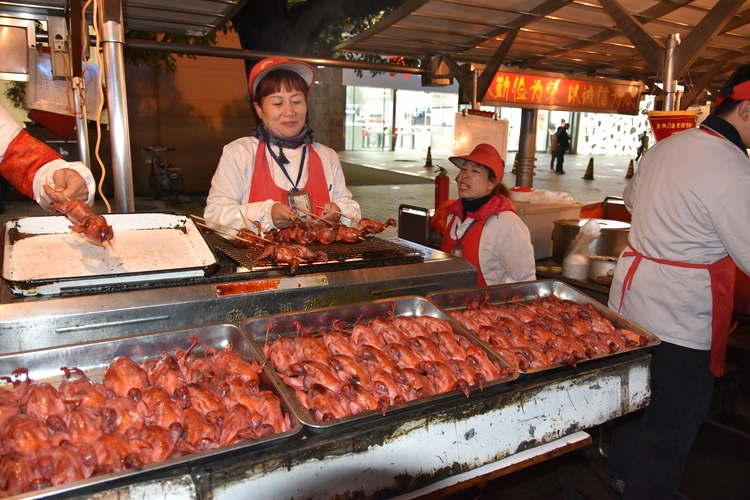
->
<box><xmin>241</xmin><ymin>296</ymin><xmax>518</xmax><ymax>433</ymax></box>
<box><xmin>1</xmin><ymin>212</ymin><xmax>218</xmax><ymax>296</ymax></box>
<box><xmin>0</xmin><ymin>324</ymin><xmax>301</xmax><ymax>500</ymax></box>
<box><xmin>427</xmin><ymin>280</ymin><xmax>660</xmax><ymax>374</ymax></box>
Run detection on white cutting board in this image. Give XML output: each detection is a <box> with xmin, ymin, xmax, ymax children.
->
<box><xmin>2</xmin><ymin>212</ymin><xmax>217</xmax><ymax>296</ymax></box>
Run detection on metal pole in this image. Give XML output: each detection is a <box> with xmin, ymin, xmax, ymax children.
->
<box><xmin>515</xmin><ymin>108</ymin><xmax>537</xmax><ymax>188</ymax></box>
<box><xmin>663</xmin><ymin>33</ymin><xmax>680</xmax><ymax>111</ymax></box>
<box><xmin>72</xmin><ymin>77</ymin><xmax>90</xmax><ymax>169</ymax></box>
<box><xmin>99</xmin><ymin>0</ymin><xmax>134</xmax><ymax>212</ymax></box>
<box><xmin>472</xmin><ymin>69</ymin><xmax>479</xmax><ymax>110</ymax></box>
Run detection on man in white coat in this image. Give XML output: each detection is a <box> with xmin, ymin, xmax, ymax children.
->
<box><xmin>606</xmin><ymin>65</ymin><xmax>750</xmax><ymax>499</ymax></box>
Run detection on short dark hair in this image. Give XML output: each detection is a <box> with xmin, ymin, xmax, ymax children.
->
<box><xmin>253</xmin><ymin>69</ymin><xmax>310</xmax><ymax>106</ymax></box>
<box><xmin>714</xmin><ymin>64</ymin><xmax>750</xmax><ymax>116</ymax></box>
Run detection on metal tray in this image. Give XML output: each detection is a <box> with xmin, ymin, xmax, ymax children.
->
<box><xmin>1</xmin><ymin>212</ymin><xmax>218</xmax><ymax>296</ymax></box>
<box><xmin>241</xmin><ymin>296</ymin><xmax>518</xmax><ymax>433</ymax></box>
<box><xmin>427</xmin><ymin>280</ymin><xmax>660</xmax><ymax>374</ymax></box>
<box><xmin>0</xmin><ymin>323</ymin><xmax>301</xmax><ymax>500</ymax></box>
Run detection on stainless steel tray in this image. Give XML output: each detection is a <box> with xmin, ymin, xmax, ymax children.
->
<box><xmin>427</xmin><ymin>280</ymin><xmax>660</xmax><ymax>374</ymax></box>
<box><xmin>0</xmin><ymin>323</ymin><xmax>301</xmax><ymax>500</ymax></box>
<box><xmin>241</xmin><ymin>296</ymin><xmax>518</xmax><ymax>433</ymax></box>
<box><xmin>2</xmin><ymin>212</ymin><xmax>218</xmax><ymax>296</ymax></box>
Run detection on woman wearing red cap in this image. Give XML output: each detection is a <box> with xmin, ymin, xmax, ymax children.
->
<box><xmin>441</xmin><ymin>143</ymin><xmax>535</xmax><ymax>286</ymax></box>
<box><xmin>205</xmin><ymin>57</ymin><xmax>360</xmax><ymax>232</ymax></box>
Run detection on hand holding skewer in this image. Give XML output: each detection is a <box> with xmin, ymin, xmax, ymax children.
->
<box><xmin>190</xmin><ymin>215</ymin><xmax>272</xmax><ymax>244</ymax></box>
<box><xmin>316</xmin><ymin>205</ymin><xmax>360</xmax><ymax>224</ymax></box>
<box><xmin>292</xmin><ymin>205</ymin><xmax>329</xmax><ymax>223</ymax></box>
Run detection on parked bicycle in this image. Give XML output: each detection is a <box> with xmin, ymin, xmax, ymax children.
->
<box><xmin>142</xmin><ymin>146</ymin><xmax>183</xmax><ymax>202</ymax></box>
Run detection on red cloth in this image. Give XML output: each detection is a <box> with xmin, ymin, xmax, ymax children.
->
<box><xmin>618</xmin><ymin>244</ymin><xmax>735</xmax><ymax>377</ymax></box>
<box><xmin>0</xmin><ymin>129</ymin><xmax>62</xmax><ymax>198</ymax></box>
<box><xmin>247</xmin><ymin>142</ymin><xmax>330</xmax><ymax>215</ymax></box>
<box><xmin>441</xmin><ymin>194</ymin><xmax>517</xmax><ymax>287</ymax></box>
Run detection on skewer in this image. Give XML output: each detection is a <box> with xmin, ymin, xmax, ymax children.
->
<box><xmin>190</xmin><ymin>214</ymin><xmax>256</xmax><ymax>236</ymax></box>
<box><xmin>292</xmin><ymin>205</ymin><xmax>328</xmax><ymax>223</ymax></box>
<box><xmin>240</xmin><ymin>211</ymin><xmax>252</xmax><ymax>230</ymax></box>
<box><xmin>316</xmin><ymin>205</ymin><xmax>360</xmax><ymax>224</ymax></box>
<box><xmin>194</xmin><ymin>221</ymin><xmax>272</xmax><ymax>244</ymax></box>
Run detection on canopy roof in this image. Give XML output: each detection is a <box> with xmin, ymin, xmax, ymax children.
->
<box><xmin>0</xmin><ymin>0</ymin><xmax>248</xmax><ymax>36</ymax></box>
<box><xmin>336</xmin><ymin>0</ymin><xmax>750</xmax><ymax>98</ymax></box>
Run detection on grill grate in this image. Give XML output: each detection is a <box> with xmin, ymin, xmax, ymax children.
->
<box><xmin>206</xmin><ymin>232</ymin><xmax>424</xmax><ymax>277</ymax></box>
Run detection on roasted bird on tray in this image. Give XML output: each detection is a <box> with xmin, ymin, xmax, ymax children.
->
<box><xmin>263</xmin><ymin>303</ymin><xmax>515</xmax><ymax>422</ymax></box>
<box><xmin>0</xmin><ymin>336</ymin><xmax>290</xmax><ymax>496</ymax></box>
<box><xmin>50</xmin><ymin>199</ymin><xmax>114</xmax><ymax>246</ymax></box>
<box><xmin>448</xmin><ymin>293</ymin><xmax>649</xmax><ymax>371</ymax></box>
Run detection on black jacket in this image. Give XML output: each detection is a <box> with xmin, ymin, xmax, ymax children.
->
<box><xmin>556</xmin><ymin>127</ymin><xmax>570</xmax><ymax>150</ymax></box>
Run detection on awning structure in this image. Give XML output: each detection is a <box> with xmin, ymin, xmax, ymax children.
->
<box><xmin>0</xmin><ymin>0</ymin><xmax>248</xmax><ymax>36</ymax></box>
<box><xmin>336</xmin><ymin>0</ymin><xmax>750</xmax><ymax>105</ymax></box>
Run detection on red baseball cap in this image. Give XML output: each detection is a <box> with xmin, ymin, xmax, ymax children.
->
<box><xmin>449</xmin><ymin>143</ymin><xmax>505</xmax><ymax>182</ymax></box>
<box><xmin>248</xmin><ymin>57</ymin><xmax>315</xmax><ymax>99</ymax></box>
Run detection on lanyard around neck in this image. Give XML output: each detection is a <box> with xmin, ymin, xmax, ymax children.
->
<box><xmin>453</xmin><ymin>219</ymin><xmax>477</xmax><ymax>245</ymax></box>
<box><xmin>267</xmin><ymin>142</ymin><xmax>307</xmax><ymax>191</ymax></box>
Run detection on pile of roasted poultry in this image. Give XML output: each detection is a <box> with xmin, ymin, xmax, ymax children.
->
<box><xmin>0</xmin><ymin>337</ymin><xmax>290</xmax><ymax>496</ymax></box>
<box><xmin>236</xmin><ymin>217</ymin><xmax>396</xmax><ymax>273</ymax></box>
<box><xmin>449</xmin><ymin>294</ymin><xmax>650</xmax><ymax>371</ymax></box>
<box><xmin>263</xmin><ymin>308</ymin><xmax>515</xmax><ymax>422</ymax></box>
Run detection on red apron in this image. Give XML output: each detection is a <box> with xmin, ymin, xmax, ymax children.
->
<box><xmin>441</xmin><ymin>195</ymin><xmax>517</xmax><ymax>287</ymax></box>
<box><xmin>0</xmin><ymin>130</ymin><xmax>62</xmax><ymax>198</ymax></box>
<box><xmin>247</xmin><ymin>141</ymin><xmax>331</xmax><ymax>220</ymax></box>
<box><xmin>618</xmin><ymin>244</ymin><xmax>735</xmax><ymax>377</ymax></box>
<box><xmin>443</xmin><ymin>219</ymin><xmax>487</xmax><ymax>286</ymax></box>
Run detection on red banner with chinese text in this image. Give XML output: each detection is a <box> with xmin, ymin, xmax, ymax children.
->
<box><xmin>483</xmin><ymin>70</ymin><xmax>643</xmax><ymax>115</ymax></box>
<box><xmin>647</xmin><ymin>111</ymin><xmax>700</xmax><ymax>142</ymax></box>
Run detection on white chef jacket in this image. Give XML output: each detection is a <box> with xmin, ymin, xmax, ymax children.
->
<box><xmin>205</xmin><ymin>136</ymin><xmax>360</xmax><ymax>231</ymax></box>
<box><xmin>0</xmin><ymin>104</ymin><xmax>95</xmax><ymax>210</ymax></box>
<box><xmin>608</xmin><ymin>125</ymin><xmax>750</xmax><ymax>350</ymax></box>
<box><xmin>444</xmin><ymin>211</ymin><xmax>537</xmax><ymax>285</ymax></box>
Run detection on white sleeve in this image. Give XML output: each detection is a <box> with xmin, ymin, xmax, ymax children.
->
<box><xmin>204</xmin><ymin>138</ymin><xmax>276</xmax><ymax>232</ymax></box>
<box><xmin>318</xmin><ymin>145</ymin><xmax>361</xmax><ymax>226</ymax></box>
<box><xmin>710</xmin><ymin>174</ymin><xmax>750</xmax><ymax>276</ymax></box>
<box><xmin>33</xmin><ymin>160</ymin><xmax>96</xmax><ymax>211</ymax></box>
<box><xmin>480</xmin><ymin>212</ymin><xmax>537</xmax><ymax>284</ymax></box>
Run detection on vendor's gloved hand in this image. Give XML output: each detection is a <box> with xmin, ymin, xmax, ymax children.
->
<box><xmin>320</xmin><ymin>202</ymin><xmax>341</xmax><ymax>222</ymax></box>
<box><xmin>271</xmin><ymin>202</ymin><xmax>298</xmax><ymax>229</ymax></box>
<box><xmin>43</xmin><ymin>168</ymin><xmax>90</xmax><ymax>204</ymax></box>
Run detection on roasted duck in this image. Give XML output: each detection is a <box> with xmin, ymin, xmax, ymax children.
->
<box><xmin>450</xmin><ymin>293</ymin><xmax>649</xmax><ymax>371</ymax></box>
<box><xmin>0</xmin><ymin>337</ymin><xmax>290</xmax><ymax>496</ymax></box>
<box><xmin>50</xmin><ymin>200</ymin><xmax>114</xmax><ymax>246</ymax></box>
<box><xmin>264</xmin><ymin>304</ymin><xmax>513</xmax><ymax>422</ymax></box>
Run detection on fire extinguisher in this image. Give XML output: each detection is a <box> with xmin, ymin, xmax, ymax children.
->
<box><xmin>435</xmin><ymin>166</ymin><xmax>449</xmax><ymax>210</ymax></box>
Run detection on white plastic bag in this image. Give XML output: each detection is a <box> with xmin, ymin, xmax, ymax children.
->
<box><xmin>562</xmin><ymin>219</ymin><xmax>601</xmax><ymax>280</ymax></box>
<box><xmin>529</xmin><ymin>189</ymin><xmax>578</xmax><ymax>205</ymax></box>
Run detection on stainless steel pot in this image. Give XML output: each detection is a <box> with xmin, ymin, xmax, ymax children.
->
<box><xmin>587</xmin><ymin>255</ymin><xmax>618</xmax><ymax>285</ymax></box>
<box><xmin>552</xmin><ymin>219</ymin><xmax>630</xmax><ymax>264</ymax></box>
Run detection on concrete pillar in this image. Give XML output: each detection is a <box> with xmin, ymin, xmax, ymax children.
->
<box><xmin>515</xmin><ymin>108</ymin><xmax>537</xmax><ymax>187</ymax></box>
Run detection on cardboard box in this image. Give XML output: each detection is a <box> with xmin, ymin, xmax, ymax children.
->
<box><xmin>513</xmin><ymin>201</ymin><xmax>582</xmax><ymax>260</ymax></box>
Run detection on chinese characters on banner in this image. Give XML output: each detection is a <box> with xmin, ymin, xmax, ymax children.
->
<box><xmin>483</xmin><ymin>70</ymin><xmax>643</xmax><ymax>115</ymax></box>
<box><xmin>646</xmin><ymin>111</ymin><xmax>700</xmax><ymax>142</ymax></box>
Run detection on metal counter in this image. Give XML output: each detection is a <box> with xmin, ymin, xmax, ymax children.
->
<box><xmin>0</xmin><ymin>240</ymin><xmax>477</xmax><ymax>354</ymax></box>
<box><xmin>48</xmin><ymin>351</ymin><xmax>650</xmax><ymax>500</ymax></box>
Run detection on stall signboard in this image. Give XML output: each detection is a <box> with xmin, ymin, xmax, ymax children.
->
<box><xmin>483</xmin><ymin>69</ymin><xmax>643</xmax><ymax>115</ymax></box>
<box><xmin>646</xmin><ymin>110</ymin><xmax>700</xmax><ymax>142</ymax></box>
<box><xmin>453</xmin><ymin>112</ymin><xmax>509</xmax><ymax>160</ymax></box>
